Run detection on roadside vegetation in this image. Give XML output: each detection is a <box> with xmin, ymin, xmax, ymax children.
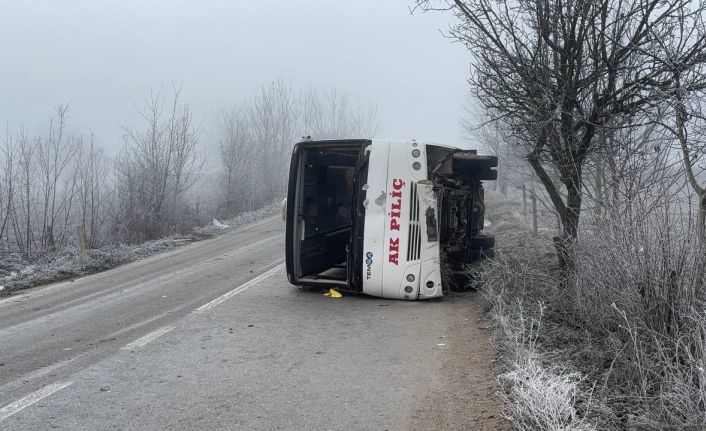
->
<box><xmin>480</xmin><ymin>185</ymin><xmax>705</xmax><ymax>429</ymax></box>
<box><xmin>0</xmin><ymin>81</ymin><xmax>378</xmax><ymax>293</ymax></box>
<box><xmin>416</xmin><ymin>0</ymin><xmax>706</xmax><ymax>428</ymax></box>
<box><xmin>0</xmin><ymin>203</ymin><xmax>279</xmax><ymax>294</ymax></box>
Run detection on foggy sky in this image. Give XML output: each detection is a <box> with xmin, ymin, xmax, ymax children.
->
<box><xmin>0</xmin><ymin>1</ymin><xmax>471</xmax><ymax>152</ymax></box>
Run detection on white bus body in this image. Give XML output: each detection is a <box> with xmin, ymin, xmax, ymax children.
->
<box><xmin>284</xmin><ymin>139</ymin><xmax>496</xmax><ymax>300</ymax></box>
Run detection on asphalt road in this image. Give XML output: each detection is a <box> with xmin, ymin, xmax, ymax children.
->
<box><xmin>0</xmin><ymin>217</ymin><xmax>508</xmax><ymax>430</ymax></box>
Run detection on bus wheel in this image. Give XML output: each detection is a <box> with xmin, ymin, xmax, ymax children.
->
<box><xmin>452</xmin><ymin>154</ymin><xmax>498</xmax><ymax>181</ymax></box>
<box><xmin>469</xmin><ymin>248</ymin><xmax>495</xmax><ymax>260</ymax></box>
<box><xmin>470</xmin><ymin>233</ymin><xmax>495</xmax><ymax>249</ymax></box>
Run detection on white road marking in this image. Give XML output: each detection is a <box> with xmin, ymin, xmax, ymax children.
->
<box><xmin>194</xmin><ymin>262</ymin><xmax>285</xmax><ymax>313</ymax></box>
<box><xmin>0</xmin><ymin>381</ymin><xmax>73</xmax><ymax>422</ymax></box>
<box><xmin>237</xmin><ymin>215</ymin><xmax>279</xmax><ymax>232</ymax></box>
<box><xmin>107</xmin><ymin>309</ymin><xmax>177</xmax><ymax>340</ymax></box>
<box><xmin>232</xmin><ymin>233</ymin><xmax>282</xmax><ymax>252</ymax></box>
<box><xmin>0</xmin><ymin>358</ymin><xmax>77</xmax><ymax>395</ymax></box>
<box><xmin>121</xmin><ymin>326</ymin><xmax>175</xmax><ymax>351</ymax></box>
<box><xmin>1</xmin><ymin>307</ymin><xmax>185</xmax><ymax>395</ymax></box>
<box><xmin>0</xmin><ymin>233</ymin><xmax>283</xmax><ymax>336</ymax></box>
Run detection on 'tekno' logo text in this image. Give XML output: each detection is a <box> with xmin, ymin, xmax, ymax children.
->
<box><xmin>365</xmin><ymin>251</ymin><xmax>374</xmax><ymax>280</ymax></box>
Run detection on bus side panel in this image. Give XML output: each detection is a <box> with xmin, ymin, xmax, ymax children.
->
<box><xmin>380</xmin><ymin>141</ymin><xmax>425</xmax><ymax>299</ymax></box>
<box><xmin>376</xmin><ymin>142</ymin><xmax>442</xmax><ymax>300</ymax></box>
<box><xmin>361</xmin><ymin>141</ymin><xmax>390</xmax><ymax>297</ymax></box>
<box><xmin>285</xmin><ymin>143</ymin><xmax>302</xmax><ymax>283</ymax></box>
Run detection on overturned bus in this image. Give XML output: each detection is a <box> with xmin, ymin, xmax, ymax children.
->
<box><xmin>284</xmin><ymin>139</ymin><xmax>496</xmax><ymax>300</ymax></box>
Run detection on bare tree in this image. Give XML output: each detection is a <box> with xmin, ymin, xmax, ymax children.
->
<box><xmin>301</xmin><ymin>88</ymin><xmax>380</xmax><ymax>139</ymax></box>
<box><xmin>247</xmin><ymin>79</ymin><xmax>299</xmax><ymax>205</ymax></box>
<box><xmin>461</xmin><ymin>96</ymin><xmax>532</xmax><ymax>195</ymax></box>
<box><xmin>215</xmin><ymin>83</ymin><xmax>382</xmax><ymax>217</ymax></box>
<box><xmin>416</xmin><ymin>0</ymin><xmax>706</xmax><ymax>271</ymax></box>
<box><xmin>166</xmin><ymin>96</ymin><xmax>202</xmax><ymax>203</ymax></box>
<box><xmin>114</xmin><ymin>87</ymin><xmax>202</xmax><ymax>242</ymax></box>
<box><xmin>0</xmin><ymin>128</ymin><xmax>18</xmax><ymax>251</ymax></box>
<box><xmin>649</xmin><ymin>92</ymin><xmax>706</xmax><ymax>298</ymax></box>
<box><xmin>14</xmin><ymin>129</ymin><xmax>37</xmax><ymax>254</ymax></box>
<box><xmin>217</xmin><ymin>108</ymin><xmax>253</xmax><ymax>216</ymax></box>
<box><xmin>75</xmin><ymin>133</ymin><xmax>108</xmax><ymax>248</ymax></box>
<box><xmin>35</xmin><ymin>105</ymin><xmax>81</xmax><ymax>250</ymax></box>
<box><xmin>0</xmin><ymin>96</ymin><xmax>204</xmax><ymax>253</ymax></box>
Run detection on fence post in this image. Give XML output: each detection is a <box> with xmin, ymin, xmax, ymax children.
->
<box><xmin>531</xmin><ymin>192</ymin><xmax>538</xmax><ymax>237</ymax></box>
<box><xmin>77</xmin><ymin>225</ymin><xmax>88</xmax><ymax>263</ymax></box>
<box><xmin>47</xmin><ymin>225</ymin><xmax>56</xmax><ymax>252</ymax></box>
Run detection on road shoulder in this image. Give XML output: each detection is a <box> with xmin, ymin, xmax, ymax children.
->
<box><xmin>408</xmin><ymin>292</ymin><xmax>511</xmax><ymax>430</ymax></box>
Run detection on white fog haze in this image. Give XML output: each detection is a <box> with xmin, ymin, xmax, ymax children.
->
<box><xmin>0</xmin><ymin>0</ymin><xmax>470</xmax><ymax>149</ymax></box>
<box><xmin>4</xmin><ymin>1</ymin><xmax>706</xmax><ymax>429</ymax></box>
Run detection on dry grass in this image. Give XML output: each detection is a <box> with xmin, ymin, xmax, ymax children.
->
<box><xmin>0</xmin><ymin>202</ymin><xmax>280</xmax><ymax>294</ymax></box>
<box><xmin>476</xmin><ymin>191</ymin><xmax>706</xmax><ymax>430</ymax></box>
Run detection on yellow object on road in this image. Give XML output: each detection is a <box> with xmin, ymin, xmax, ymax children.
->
<box><xmin>323</xmin><ymin>289</ymin><xmax>342</xmax><ymax>298</ymax></box>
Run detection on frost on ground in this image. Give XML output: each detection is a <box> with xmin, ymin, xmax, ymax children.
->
<box><xmin>0</xmin><ymin>237</ymin><xmax>191</xmax><ymax>292</ymax></box>
<box><xmin>211</xmin><ymin>219</ymin><xmax>230</xmax><ymax>229</ymax></box>
<box><xmin>489</xmin><ymin>295</ymin><xmax>597</xmax><ymax>431</ymax></box>
<box><xmin>477</xmin><ymin>192</ymin><xmax>602</xmax><ymax>430</ymax></box>
<box><xmin>500</xmin><ymin>355</ymin><xmax>595</xmax><ymax>431</ymax></box>
<box><xmin>193</xmin><ymin>202</ymin><xmax>279</xmax><ymax>237</ymax></box>
<box><xmin>478</xmin><ymin>191</ymin><xmax>706</xmax><ymax>430</ymax></box>
<box><xmin>0</xmin><ymin>202</ymin><xmax>280</xmax><ymax>294</ymax></box>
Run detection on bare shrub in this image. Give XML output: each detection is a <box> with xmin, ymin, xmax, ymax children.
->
<box><xmin>572</xmin><ymin>192</ymin><xmax>706</xmax><ymax>427</ymax></box>
<box><xmin>35</xmin><ymin>105</ymin><xmax>81</xmax><ymax>251</ymax></box>
<box><xmin>301</xmin><ymin>87</ymin><xmax>380</xmax><ymax>139</ymax></box>
<box><xmin>0</xmin><ymin>127</ymin><xmax>18</xmax><ymax>249</ymax></box>
<box><xmin>113</xmin><ymin>87</ymin><xmax>203</xmax><ymax>242</ymax></box>
<box><xmin>480</xmin><ymin>186</ymin><xmax>706</xmax><ymax>429</ymax></box>
<box><xmin>75</xmin><ymin>133</ymin><xmax>109</xmax><ymax>248</ymax></box>
<box><xmin>217</xmin><ymin>108</ymin><xmax>253</xmax><ymax>216</ymax></box>
<box><xmin>416</xmin><ymin>0</ymin><xmax>706</xmax><ymax>273</ymax></box>
<box><xmin>483</xmin><ymin>270</ymin><xmax>597</xmax><ymax>430</ymax></box>
<box><xmin>501</xmin><ymin>353</ymin><xmax>595</xmax><ymax>431</ymax></box>
<box><xmin>215</xmin><ymin>82</ymin><xmax>381</xmax><ymax>218</ymax></box>
<box><xmin>0</xmin><ymin>107</ymin><xmax>97</xmax><ymax>255</ymax></box>
<box><xmin>247</xmin><ymin>79</ymin><xmax>300</xmax><ymax>206</ymax></box>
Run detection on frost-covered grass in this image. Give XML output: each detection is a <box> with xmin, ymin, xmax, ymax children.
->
<box><xmin>0</xmin><ymin>237</ymin><xmax>192</xmax><ymax>292</ymax></box>
<box><xmin>488</xmin><ymin>295</ymin><xmax>597</xmax><ymax>431</ymax></box>
<box><xmin>477</xmin><ymin>191</ymin><xmax>706</xmax><ymax>430</ymax></box>
<box><xmin>476</xmin><ymin>194</ymin><xmax>605</xmax><ymax>429</ymax></box>
<box><xmin>0</xmin><ymin>202</ymin><xmax>280</xmax><ymax>294</ymax></box>
<box><xmin>500</xmin><ymin>357</ymin><xmax>595</xmax><ymax>431</ymax></box>
<box><xmin>193</xmin><ymin>202</ymin><xmax>280</xmax><ymax>236</ymax></box>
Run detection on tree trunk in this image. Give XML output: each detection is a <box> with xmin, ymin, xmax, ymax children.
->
<box><xmin>698</xmin><ymin>196</ymin><xmax>705</xmax><ymax>244</ymax></box>
<box><xmin>674</xmin><ymin>73</ymin><xmax>706</xmax><ymax>303</ymax></box>
<box><xmin>696</xmin><ymin>194</ymin><xmax>706</xmax><ymax>301</ymax></box>
<box><xmin>527</xmin><ymin>144</ymin><xmax>582</xmax><ymax>273</ymax></box>
<box><xmin>555</xmin><ymin>182</ymin><xmax>581</xmax><ymax>273</ymax></box>
<box><xmin>46</xmin><ymin>224</ymin><xmax>55</xmax><ymax>252</ymax></box>
<box><xmin>595</xmin><ymin>152</ymin><xmax>605</xmax><ymax>219</ymax></box>
<box><xmin>531</xmin><ymin>192</ymin><xmax>538</xmax><ymax>237</ymax></box>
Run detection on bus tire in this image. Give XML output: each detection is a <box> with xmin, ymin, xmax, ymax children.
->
<box><xmin>480</xmin><ymin>169</ymin><xmax>498</xmax><ymax>181</ymax></box>
<box><xmin>470</xmin><ymin>234</ymin><xmax>495</xmax><ymax>249</ymax></box>
<box><xmin>453</xmin><ymin>155</ymin><xmax>498</xmax><ymax>181</ymax></box>
<box><xmin>453</xmin><ymin>154</ymin><xmax>498</xmax><ymax>169</ymax></box>
<box><xmin>469</xmin><ymin>248</ymin><xmax>495</xmax><ymax>261</ymax></box>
